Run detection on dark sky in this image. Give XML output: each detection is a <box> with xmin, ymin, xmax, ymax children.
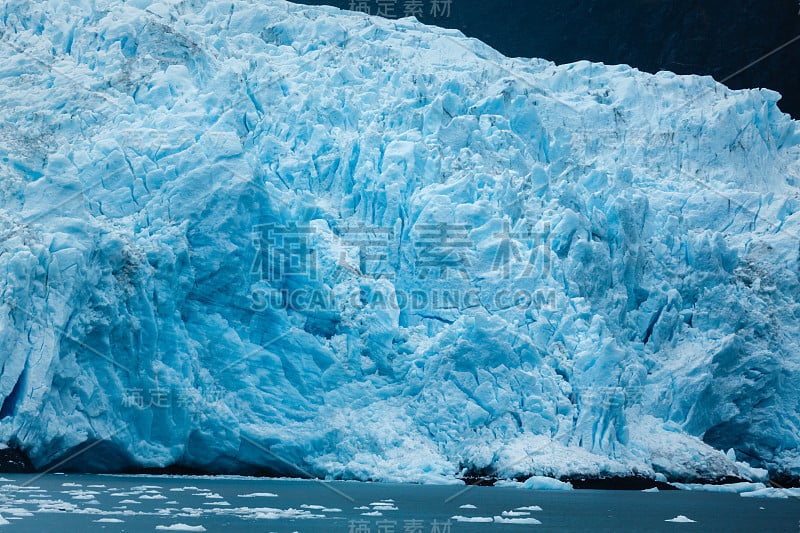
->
<box><xmin>291</xmin><ymin>0</ymin><xmax>800</xmax><ymax>119</ymax></box>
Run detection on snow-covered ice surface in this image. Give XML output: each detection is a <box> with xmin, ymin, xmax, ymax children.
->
<box><xmin>0</xmin><ymin>0</ymin><xmax>799</xmax><ymax>484</ymax></box>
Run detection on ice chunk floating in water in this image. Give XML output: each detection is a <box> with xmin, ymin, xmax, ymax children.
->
<box><xmin>665</xmin><ymin>515</ymin><xmax>696</xmax><ymax>523</ymax></box>
<box><xmin>0</xmin><ymin>0</ymin><xmax>799</xmax><ymax>484</ymax></box>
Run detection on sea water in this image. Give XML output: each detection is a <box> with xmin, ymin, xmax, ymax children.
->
<box><xmin>0</xmin><ymin>474</ymin><xmax>797</xmax><ymax>531</ymax></box>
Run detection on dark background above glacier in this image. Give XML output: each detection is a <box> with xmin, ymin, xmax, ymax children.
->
<box><xmin>293</xmin><ymin>0</ymin><xmax>800</xmax><ymax>119</ymax></box>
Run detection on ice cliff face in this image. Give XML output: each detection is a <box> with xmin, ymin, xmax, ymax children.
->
<box><xmin>1</xmin><ymin>0</ymin><xmax>799</xmax><ymax>483</ymax></box>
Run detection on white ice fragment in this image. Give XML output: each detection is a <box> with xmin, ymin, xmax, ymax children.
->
<box><xmin>665</xmin><ymin>515</ymin><xmax>696</xmax><ymax>523</ymax></box>
<box><xmin>155</xmin><ymin>525</ymin><xmax>207</xmax><ymax>532</ymax></box>
<box><xmin>515</xmin><ymin>505</ymin><xmax>543</xmax><ymax>511</ymax></box>
<box><xmin>451</xmin><ymin>515</ymin><xmax>493</xmax><ymax>523</ymax></box>
<box><xmin>494</xmin><ymin>516</ymin><xmax>542</xmax><ymax>525</ymax></box>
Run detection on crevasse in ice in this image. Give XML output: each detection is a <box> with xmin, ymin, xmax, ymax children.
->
<box><xmin>0</xmin><ymin>0</ymin><xmax>799</xmax><ymax>483</ymax></box>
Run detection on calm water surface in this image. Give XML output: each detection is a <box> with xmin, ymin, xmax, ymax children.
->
<box><xmin>0</xmin><ymin>474</ymin><xmax>797</xmax><ymax>532</ymax></box>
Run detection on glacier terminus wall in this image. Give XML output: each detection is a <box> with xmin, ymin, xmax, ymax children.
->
<box><xmin>0</xmin><ymin>0</ymin><xmax>799</xmax><ymax>484</ymax></box>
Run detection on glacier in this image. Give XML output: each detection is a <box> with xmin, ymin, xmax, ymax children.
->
<box><xmin>0</xmin><ymin>0</ymin><xmax>799</xmax><ymax>485</ymax></box>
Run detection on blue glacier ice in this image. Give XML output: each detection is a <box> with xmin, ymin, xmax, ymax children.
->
<box><xmin>0</xmin><ymin>0</ymin><xmax>799</xmax><ymax>484</ymax></box>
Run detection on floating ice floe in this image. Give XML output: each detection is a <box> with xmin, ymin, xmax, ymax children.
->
<box><xmin>671</xmin><ymin>482</ymin><xmax>766</xmax><ymax>494</ymax></box>
<box><xmin>515</xmin><ymin>505</ymin><xmax>543</xmax><ymax>511</ymax></box>
<box><xmin>300</xmin><ymin>504</ymin><xmax>341</xmax><ymax>512</ymax></box>
<box><xmin>739</xmin><ymin>487</ymin><xmax>800</xmax><ymax>499</ymax></box>
<box><xmin>494</xmin><ymin>516</ymin><xmax>542</xmax><ymax>525</ymax></box>
<box><xmin>451</xmin><ymin>516</ymin><xmax>494</xmax><ymax>523</ymax></box>
<box><xmin>665</xmin><ymin>515</ymin><xmax>696</xmax><ymax>523</ymax></box>
<box><xmin>495</xmin><ymin>476</ymin><xmax>573</xmax><ymax>491</ymax></box>
<box><xmin>501</xmin><ymin>510</ymin><xmax>531</xmax><ymax>517</ymax></box>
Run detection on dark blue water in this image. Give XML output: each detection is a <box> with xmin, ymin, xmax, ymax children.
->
<box><xmin>0</xmin><ymin>474</ymin><xmax>797</xmax><ymax>531</ymax></box>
